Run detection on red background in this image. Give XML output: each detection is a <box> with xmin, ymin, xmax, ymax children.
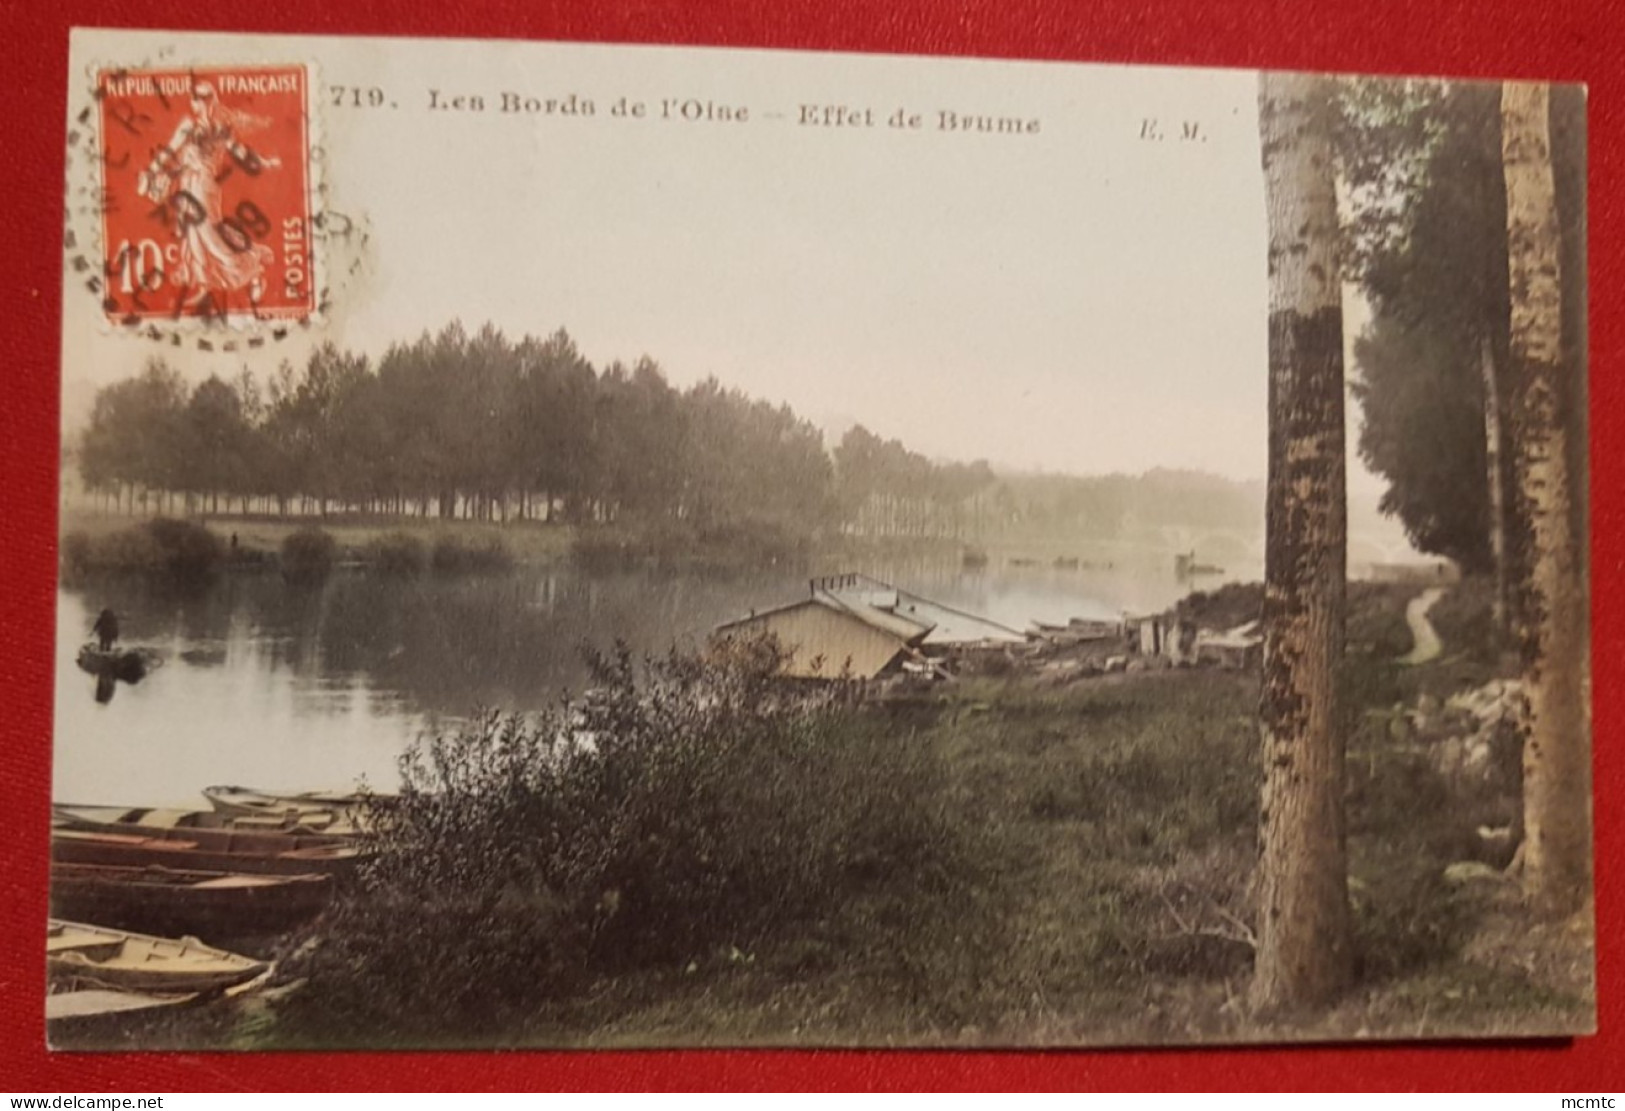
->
<box><xmin>3</xmin><ymin>0</ymin><xmax>1619</xmax><ymax>1092</ymax></box>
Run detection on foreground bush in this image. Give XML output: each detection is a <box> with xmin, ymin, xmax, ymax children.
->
<box><xmin>277</xmin><ymin>634</ymin><xmax>962</xmax><ymax>1043</ymax></box>
<box><xmin>61</xmin><ymin>518</ymin><xmax>222</xmax><ymax>581</ymax></box>
<box><xmin>281</xmin><ymin>527</ymin><xmax>339</xmax><ymax>583</ymax></box>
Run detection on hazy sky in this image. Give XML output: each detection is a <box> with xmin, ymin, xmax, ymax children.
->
<box><xmin>65</xmin><ymin>30</ymin><xmax>1389</xmax><ymax>492</ymax></box>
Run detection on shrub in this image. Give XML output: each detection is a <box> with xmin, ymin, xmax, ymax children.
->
<box><xmin>1352</xmin><ymin>863</ymin><xmax>1480</xmax><ymax>982</ymax></box>
<box><xmin>62</xmin><ymin>527</ymin><xmax>150</xmax><ymax>577</ymax></box>
<box><xmin>281</xmin><ymin>527</ymin><xmax>338</xmax><ymax>583</ymax></box>
<box><xmin>1177</xmin><ymin>581</ymin><xmax>1263</xmax><ymax>631</ymax></box>
<box><xmin>276</xmin><ymin>633</ymin><xmax>963</xmax><ymax>1043</ymax></box>
<box><xmin>1340</xmin><ymin>654</ymin><xmax>1403</xmax><ymax>731</ymax></box>
<box><xmin>365</xmin><ymin>531</ymin><xmax>427</xmax><ymax>576</ymax></box>
<box><xmin>1347</xmin><ymin>581</ymin><xmax>1416</xmax><ymax>659</ymax></box>
<box><xmin>146</xmin><ymin>518</ymin><xmax>225</xmax><ymax>579</ymax></box>
<box><xmin>60</xmin><ymin>519</ymin><xmax>221</xmax><ymax>582</ymax></box>
<box><xmin>430</xmin><ymin>535</ymin><xmax>514</xmax><ymax>575</ymax></box>
<box><xmin>1430</xmin><ymin>576</ymin><xmax>1501</xmax><ymax>665</ymax></box>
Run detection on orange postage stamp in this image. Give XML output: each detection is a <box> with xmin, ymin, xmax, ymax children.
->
<box><xmin>95</xmin><ymin>65</ymin><xmax>313</xmax><ymax>325</ymax></box>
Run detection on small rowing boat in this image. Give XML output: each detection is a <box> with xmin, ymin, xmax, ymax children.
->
<box><xmin>74</xmin><ymin>644</ymin><xmax>162</xmax><ymax>683</ymax></box>
<box><xmin>50</xmin><ymin>862</ymin><xmax>333</xmax><ymax>939</ymax></box>
<box><xmin>54</xmin><ymin>803</ymin><xmax>358</xmax><ymax>846</ymax></box>
<box><xmin>46</xmin><ymin>987</ymin><xmax>202</xmax><ymax>1044</ymax></box>
<box><xmin>202</xmin><ymin>785</ymin><xmax>391</xmax><ymax>834</ymax></box>
<box><xmin>52</xmin><ymin>826</ymin><xmax>365</xmax><ymax>878</ymax></box>
<box><xmin>47</xmin><ymin>919</ymin><xmax>270</xmax><ymax>995</ymax></box>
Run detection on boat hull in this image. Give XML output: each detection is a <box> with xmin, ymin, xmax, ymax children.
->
<box><xmin>74</xmin><ymin>645</ymin><xmax>153</xmax><ymax>683</ymax></box>
<box><xmin>54</xmin><ymin>804</ymin><xmax>358</xmax><ymax>849</ymax></box>
<box><xmin>52</xmin><ymin>828</ymin><xmax>364</xmax><ymax>879</ymax></box>
<box><xmin>46</xmin><ymin>987</ymin><xmax>202</xmax><ymax>1045</ymax></box>
<box><xmin>202</xmin><ymin>785</ymin><xmax>388</xmax><ymax>835</ymax></box>
<box><xmin>48</xmin><ymin>919</ymin><xmax>270</xmax><ymax>995</ymax></box>
<box><xmin>50</xmin><ymin>863</ymin><xmax>333</xmax><ymax>940</ymax></box>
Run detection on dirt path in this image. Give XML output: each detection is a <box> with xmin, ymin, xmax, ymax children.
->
<box><xmin>1400</xmin><ymin>586</ymin><xmax>1446</xmax><ymax>665</ymax></box>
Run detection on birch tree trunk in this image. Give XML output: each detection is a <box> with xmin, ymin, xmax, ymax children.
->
<box><xmin>1500</xmin><ymin>81</ymin><xmax>1591</xmax><ymax>917</ymax></box>
<box><xmin>1250</xmin><ymin>71</ymin><xmax>1354</xmax><ymax>1013</ymax></box>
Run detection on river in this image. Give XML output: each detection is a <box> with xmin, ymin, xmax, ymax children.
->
<box><xmin>53</xmin><ymin>554</ymin><xmax>1245</xmax><ymax>806</ymax></box>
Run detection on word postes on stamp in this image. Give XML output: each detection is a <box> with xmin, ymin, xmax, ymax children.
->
<box><xmin>96</xmin><ymin>65</ymin><xmax>314</xmax><ymax>326</ymax></box>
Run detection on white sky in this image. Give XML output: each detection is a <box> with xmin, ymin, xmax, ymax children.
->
<box><xmin>64</xmin><ymin>30</ymin><xmax>1390</xmax><ymax>493</ymax></box>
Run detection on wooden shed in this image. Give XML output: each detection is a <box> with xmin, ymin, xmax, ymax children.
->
<box><xmin>715</xmin><ymin>572</ymin><xmax>1024</xmax><ymax>681</ymax></box>
<box><xmin>713</xmin><ymin>598</ymin><xmax>922</xmax><ymax>680</ymax></box>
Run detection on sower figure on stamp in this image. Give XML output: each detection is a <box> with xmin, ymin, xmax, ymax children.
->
<box><xmin>91</xmin><ymin>608</ymin><xmax>120</xmax><ymax>652</ymax></box>
<box><xmin>137</xmin><ymin>81</ymin><xmax>281</xmax><ymax>309</ymax></box>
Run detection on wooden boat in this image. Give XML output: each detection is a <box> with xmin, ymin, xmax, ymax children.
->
<box><xmin>50</xmin><ymin>862</ymin><xmax>333</xmax><ymax>939</ymax></box>
<box><xmin>47</xmin><ymin>919</ymin><xmax>270</xmax><ymax>994</ymax></box>
<box><xmin>52</xmin><ymin>827</ymin><xmax>366</xmax><ymax>878</ymax></box>
<box><xmin>46</xmin><ymin>986</ymin><xmax>202</xmax><ymax>1042</ymax></box>
<box><xmin>202</xmin><ymin>784</ymin><xmax>391</xmax><ymax>833</ymax></box>
<box><xmin>203</xmin><ymin>783</ymin><xmax>386</xmax><ymax>813</ymax></box>
<box><xmin>74</xmin><ymin>644</ymin><xmax>160</xmax><ymax>683</ymax></box>
<box><xmin>54</xmin><ymin>803</ymin><xmax>358</xmax><ymax>846</ymax></box>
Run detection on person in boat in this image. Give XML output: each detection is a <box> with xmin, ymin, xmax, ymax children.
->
<box><xmin>91</xmin><ymin>608</ymin><xmax>120</xmax><ymax>652</ymax></box>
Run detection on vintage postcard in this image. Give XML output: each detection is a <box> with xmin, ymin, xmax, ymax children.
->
<box><xmin>52</xmin><ymin>28</ymin><xmax>1592</xmax><ymax>1049</ymax></box>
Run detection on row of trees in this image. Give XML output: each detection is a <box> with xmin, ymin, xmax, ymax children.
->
<box><xmin>73</xmin><ymin>333</ymin><xmax>1271</xmax><ymax>549</ymax></box>
<box><xmin>1344</xmin><ymin>81</ymin><xmax>1587</xmax><ymax>633</ymax></box>
<box><xmin>79</xmin><ymin>326</ymin><xmax>857</xmax><ymax>538</ymax></box>
<box><xmin>1255</xmin><ymin>74</ymin><xmax>1588</xmax><ymax>1012</ymax></box>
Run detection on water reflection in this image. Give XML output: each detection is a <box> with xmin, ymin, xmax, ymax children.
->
<box><xmin>54</xmin><ymin>554</ymin><xmax>1243</xmax><ymax>805</ymax></box>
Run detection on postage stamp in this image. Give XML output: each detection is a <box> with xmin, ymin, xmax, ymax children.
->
<box><xmin>94</xmin><ymin>65</ymin><xmax>314</xmax><ymax>325</ymax></box>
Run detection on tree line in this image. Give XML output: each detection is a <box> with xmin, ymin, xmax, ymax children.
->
<box><xmin>77</xmin><ymin>325</ymin><xmax>882</xmax><ymax>538</ymax></box>
<box><xmin>72</xmin><ymin>328</ymin><xmax>1268</xmax><ymax>548</ymax></box>
<box><xmin>1342</xmin><ymin>80</ymin><xmax>1587</xmax><ymax>636</ymax></box>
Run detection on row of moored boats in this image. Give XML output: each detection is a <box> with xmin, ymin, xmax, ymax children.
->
<box><xmin>47</xmin><ymin>784</ymin><xmax>386</xmax><ymax>1039</ymax></box>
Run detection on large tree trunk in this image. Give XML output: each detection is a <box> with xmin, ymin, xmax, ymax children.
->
<box><xmin>1250</xmin><ymin>71</ymin><xmax>1354</xmax><ymax>1013</ymax></box>
<box><xmin>1480</xmin><ymin>334</ymin><xmax>1510</xmax><ymax>637</ymax></box>
<box><xmin>1500</xmin><ymin>81</ymin><xmax>1591</xmax><ymax>917</ymax></box>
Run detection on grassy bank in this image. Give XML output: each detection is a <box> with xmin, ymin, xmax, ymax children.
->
<box><xmin>263</xmin><ymin>584</ymin><xmax>1588</xmax><ymax>1046</ymax></box>
<box><xmin>499</xmin><ymin>669</ymin><xmax>1585</xmax><ymax>1047</ymax></box>
<box><xmin>53</xmin><ymin>575</ymin><xmax>1588</xmax><ymax>1049</ymax></box>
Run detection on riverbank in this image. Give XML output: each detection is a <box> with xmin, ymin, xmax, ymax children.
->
<box><xmin>58</xmin><ymin>510</ymin><xmax>1240</xmax><ymax>581</ymax></box>
<box><xmin>480</xmin><ymin>664</ymin><xmax>1587</xmax><ymax>1047</ymax></box>
<box><xmin>53</xmin><ymin>578</ymin><xmax>1590</xmax><ymax>1049</ymax></box>
<box><xmin>62</xmin><ymin>512</ymin><xmax>937</xmax><ymax>577</ymax></box>
<box><xmin>61</xmin><ymin>512</ymin><xmax>578</xmax><ymax>573</ymax></box>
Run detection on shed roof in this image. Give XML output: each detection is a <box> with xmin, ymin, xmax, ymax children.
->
<box><xmin>892</xmin><ymin>593</ymin><xmax>1026</xmax><ymax>646</ymax></box>
<box><xmin>814</xmin><ymin>572</ymin><xmax>1024</xmax><ymax>646</ymax></box>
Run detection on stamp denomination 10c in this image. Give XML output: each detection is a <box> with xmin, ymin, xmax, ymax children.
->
<box><xmin>96</xmin><ymin>65</ymin><xmax>314</xmax><ymax>326</ymax></box>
